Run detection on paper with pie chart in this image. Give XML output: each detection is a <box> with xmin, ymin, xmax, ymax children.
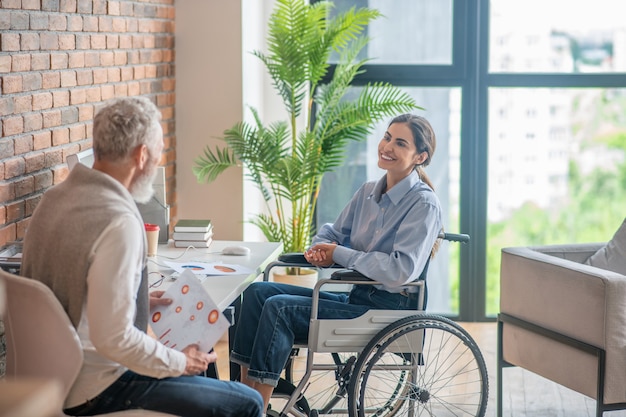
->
<box><xmin>149</xmin><ymin>269</ymin><xmax>229</xmax><ymax>352</ymax></box>
<box><xmin>164</xmin><ymin>260</ymin><xmax>253</xmax><ymax>276</ymax></box>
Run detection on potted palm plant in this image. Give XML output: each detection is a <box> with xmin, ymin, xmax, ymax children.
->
<box><xmin>193</xmin><ymin>0</ymin><xmax>418</xmax><ymax>259</ymax></box>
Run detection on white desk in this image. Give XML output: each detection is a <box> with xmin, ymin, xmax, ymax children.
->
<box><xmin>150</xmin><ymin>240</ymin><xmax>283</xmax><ymax>311</ymax></box>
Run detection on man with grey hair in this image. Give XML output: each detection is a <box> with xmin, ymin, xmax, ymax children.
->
<box><xmin>21</xmin><ymin>96</ymin><xmax>263</xmax><ymax>417</ymax></box>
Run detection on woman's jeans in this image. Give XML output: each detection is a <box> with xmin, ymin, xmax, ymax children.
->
<box><xmin>63</xmin><ymin>370</ymin><xmax>264</xmax><ymax>417</ymax></box>
<box><xmin>231</xmin><ymin>281</ymin><xmax>419</xmax><ymax>387</ymax></box>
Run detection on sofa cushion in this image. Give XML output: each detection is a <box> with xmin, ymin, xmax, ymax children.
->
<box><xmin>585</xmin><ymin>218</ymin><xmax>626</xmax><ymax>274</ymax></box>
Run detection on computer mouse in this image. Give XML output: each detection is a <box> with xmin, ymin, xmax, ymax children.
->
<box><xmin>221</xmin><ymin>245</ymin><xmax>251</xmax><ymax>256</ymax></box>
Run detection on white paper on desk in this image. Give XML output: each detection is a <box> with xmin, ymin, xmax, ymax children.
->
<box><xmin>150</xmin><ymin>269</ymin><xmax>229</xmax><ymax>352</ymax></box>
<box><xmin>164</xmin><ymin>260</ymin><xmax>253</xmax><ymax>276</ymax></box>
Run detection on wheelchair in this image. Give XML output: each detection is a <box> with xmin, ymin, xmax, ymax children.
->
<box><xmin>261</xmin><ymin>233</ymin><xmax>489</xmax><ymax>417</ymax></box>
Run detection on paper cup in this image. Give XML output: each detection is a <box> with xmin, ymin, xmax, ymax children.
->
<box><xmin>145</xmin><ymin>223</ymin><xmax>160</xmax><ymax>257</ymax></box>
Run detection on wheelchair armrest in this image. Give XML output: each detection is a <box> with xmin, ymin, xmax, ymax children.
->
<box><xmin>278</xmin><ymin>252</ymin><xmax>310</xmax><ymax>264</ymax></box>
<box><xmin>330</xmin><ymin>269</ymin><xmax>373</xmax><ymax>282</ymax></box>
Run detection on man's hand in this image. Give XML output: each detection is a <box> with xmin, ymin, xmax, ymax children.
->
<box><xmin>149</xmin><ymin>290</ymin><xmax>172</xmax><ymax>309</ymax></box>
<box><xmin>181</xmin><ymin>344</ymin><xmax>217</xmax><ymax>375</ymax></box>
<box><xmin>304</xmin><ymin>243</ymin><xmax>337</xmax><ymax>267</ymax></box>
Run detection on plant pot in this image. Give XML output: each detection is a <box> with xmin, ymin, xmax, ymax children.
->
<box><xmin>271</xmin><ymin>267</ymin><xmax>318</xmax><ymax>289</ymax></box>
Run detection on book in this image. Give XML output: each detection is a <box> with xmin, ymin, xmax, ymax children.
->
<box><xmin>174</xmin><ymin>237</ymin><xmax>213</xmax><ymax>248</ymax></box>
<box><xmin>150</xmin><ymin>269</ymin><xmax>230</xmax><ymax>352</ymax></box>
<box><xmin>174</xmin><ymin>219</ymin><xmax>212</xmax><ymax>233</ymax></box>
<box><xmin>172</xmin><ymin>230</ymin><xmax>213</xmax><ymax>241</ymax></box>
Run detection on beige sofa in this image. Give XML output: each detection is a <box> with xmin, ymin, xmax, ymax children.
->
<box><xmin>497</xmin><ymin>243</ymin><xmax>626</xmax><ymax>417</ymax></box>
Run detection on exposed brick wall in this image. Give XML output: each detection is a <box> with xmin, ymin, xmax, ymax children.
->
<box><xmin>0</xmin><ymin>0</ymin><xmax>177</xmax><ymax>248</ymax></box>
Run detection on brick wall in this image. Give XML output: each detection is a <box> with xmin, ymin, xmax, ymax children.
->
<box><xmin>0</xmin><ymin>0</ymin><xmax>177</xmax><ymax>248</ymax></box>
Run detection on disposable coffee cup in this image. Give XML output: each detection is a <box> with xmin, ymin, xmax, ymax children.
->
<box><xmin>145</xmin><ymin>223</ymin><xmax>160</xmax><ymax>257</ymax></box>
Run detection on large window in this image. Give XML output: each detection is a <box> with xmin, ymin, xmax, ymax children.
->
<box><xmin>317</xmin><ymin>0</ymin><xmax>626</xmax><ymax>320</ymax></box>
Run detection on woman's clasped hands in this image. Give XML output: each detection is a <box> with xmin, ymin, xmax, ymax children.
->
<box><xmin>304</xmin><ymin>242</ymin><xmax>337</xmax><ymax>267</ymax></box>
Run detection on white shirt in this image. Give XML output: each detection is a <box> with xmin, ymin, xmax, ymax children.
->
<box><xmin>67</xmin><ymin>215</ymin><xmax>186</xmax><ymax>408</ymax></box>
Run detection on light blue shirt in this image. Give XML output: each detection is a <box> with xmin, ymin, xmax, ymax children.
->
<box><xmin>312</xmin><ymin>170</ymin><xmax>443</xmax><ymax>291</ymax></box>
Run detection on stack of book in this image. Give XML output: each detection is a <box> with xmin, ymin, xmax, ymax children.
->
<box><xmin>172</xmin><ymin>219</ymin><xmax>213</xmax><ymax>248</ymax></box>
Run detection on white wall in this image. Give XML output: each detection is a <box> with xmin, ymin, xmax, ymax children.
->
<box><xmin>175</xmin><ymin>2</ymin><xmax>245</xmax><ymax>240</ymax></box>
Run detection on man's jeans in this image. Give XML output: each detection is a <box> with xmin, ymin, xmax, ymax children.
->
<box><xmin>231</xmin><ymin>281</ymin><xmax>418</xmax><ymax>387</ymax></box>
<box><xmin>63</xmin><ymin>370</ymin><xmax>263</xmax><ymax>417</ymax></box>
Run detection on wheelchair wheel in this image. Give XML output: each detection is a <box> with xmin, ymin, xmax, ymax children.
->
<box><xmin>348</xmin><ymin>314</ymin><xmax>488</xmax><ymax>417</ymax></box>
<box><xmin>271</xmin><ymin>350</ymin><xmax>358</xmax><ymax>416</ymax></box>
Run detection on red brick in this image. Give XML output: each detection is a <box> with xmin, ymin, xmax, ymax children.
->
<box><xmin>134</xmin><ymin>66</ymin><xmax>145</xmax><ymax>79</ymax></box>
<box><xmin>107</xmin><ymin>67</ymin><xmax>120</xmax><ymax>82</ymax></box>
<box><xmin>114</xmin><ymin>83</ymin><xmax>128</xmax><ymax>96</ymax></box>
<box><xmin>0</xmin><ymin>55</ymin><xmax>11</xmax><ymax>73</ymax></box>
<box><xmin>42</xmin><ymin>109</ymin><xmax>61</xmax><ymax>128</ymax></box>
<box><xmin>83</xmin><ymin>15</ymin><xmax>98</xmax><ymax>31</ymax></box>
<box><xmin>10</xmin><ymin>11</ymin><xmax>28</xmax><ymax>30</ymax></box>
<box><xmin>15</xmin><ymin>175</ymin><xmax>35</xmax><ymax>198</ymax></box>
<box><xmin>42</xmin><ymin>0</ymin><xmax>60</xmax><ymax>12</ymax></box>
<box><xmin>16</xmin><ymin>217</ymin><xmax>29</xmax><ymax>240</ymax></box>
<box><xmin>69</xmin><ymin>124</ymin><xmax>85</xmax><ymax>142</ymax></box>
<box><xmin>98</xmin><ymin>16</ymin><xmax>112</xmax><ymax>32</ymax></box>
<box><xmin>49</xmin><ymin>14</ymin><xmax>67</xmax><ymax>31</ymax></box>
<box><xmin>85</xmin><ymin>121</ymin><xmax>92</xmax><ymax>138</ymax></box>
<box><xmin>42</xmin><ymin>71</ymin><xmax>61</xmax><ymax>89</ymax></box>
<box><xmin>114</xmin><ymin>51</ymin><xmax>127</xmax><ymax>66</ymax></box>
<box><xmin>32</xmin><ymin>92</ymin><xmax>53</xmax><ymax>111</ymax></box>
<box><xmin>45</xmin><ymin>148</ymin><xmax>63</xmax><ymax>167</ymax></box>
<box><xmin>52</xmin><ymin>127</ymin><xmax>69</xmax><ymax>145</ymax></box>
<box><xmin>1</xmin><ymin>0</ymin><xmax>20</xmax><ymax>9</ymax></box>
<box><xmin>22</xmin><ymin>72</ymin><xmax>42</xmax><ymax>91</ymax></box>
<box><xmin>50</xmin><ymin>52</ymin><xmax>68</xmax><ymax>69</ymax></box>
<box><xmin>31</xmin><ymin>53</ymin><xmax>50</xmax><ymax>70</ymax></box>
<box><xmin>60</xmin><ymin>106</ymin><xmax>78</xmax><ymax>124</ymax></box>
<box><xmin>0</xmin><ymin>10</ymin><xmax>9</xmax><ymax>30</ymax></box>
<box><xmin>120</xmin><ymin>1</ymin><xmax>133</xmax><ymax>16</ymax></box>
<box><xmin>91</xmin><ymin>34</ymin><xmax>106</xmax><ymax>49</ymax></box>
<box><xmin>100</xmin><ymin>84</ymin><xmax>114</xmax><ymax>100</ymax></box>
<box><xmin>70</xmin><ymin>88</ymin><xmax>86</xmax><ymax>104</ymax></box>
<box><xmin>11</xmin><ymin>54</ymin><xmax>30</xmax><ymax>71</ymax></box>
<box><xmin>53</xmin><ymin>166</ymin><xmax>69</xmax><ymax>184</ymax></box>
<box><xmin>60</xmin><ymin>69</ymin><xmax>76</xmax><ymax>87</ymax></box>
<box><xmin>0</xmin><ymin>97</ymin><xmax>13</xmax><ymax>116</ymax></box>
<box><xmin>25</xmin><ymin>151</ymin><xmax>45</xmax><ymax>174</ymax></box>
<box><xmin>32</xmin><ymin>132</ymin><xmax>52</xmax><ymax>151</ymax></box>
<box><xmin>67</xmin><ymin>15</ymin><xmax>83</xmax><ymax>31</ymax></box>
<box><xmin>0</xmin><ymin>140</ymin><xmax>12</xmax><ymax>161</ymax></box>
<box><xmin>77</xmin><ymin>0</ymin><xmax>92</xmax><ymax>14</ymax></box>
<box><xmin>33</xmin><ymin>170</ymin><xmax>53</xmax><ymax>191</ymax></box>
<box><xmin>23</xmin><ymin>113</ymin><xmax>43</xmax><ymax>132</ymax></box>
<box><xmin>78</xmin><ymin>104</ymin><xmax>94</xmax><ymax>121</ymax></box>
<box><xmin>127</xmin><ymin>81</ymin><xmax>140</xmax><ymax>96</ymax></box>
<box><xmin>40</xmin><ymin>32</ymin><xmax>59</xmax><ymax>50</ymax></box>
<box><xmin>58</xmin><ymin>34</ymin><xmax>75</xmax><ymax>50</ymax></box>
<box><xmin>119</xmin><ymin>34</ymin><xmax>132</xmax><ymax>48</ymax></box>
<box><xmin>3</xmin><ymin>116</ymin><xmax>23</xmax><ymax>136</ymax></box>
<box><xmin>68</xmin><ymin>51</ymin><xmax>85</xmax><ymax>68</ymax></box>
<box><xmin>76</xmin><ymin>34</ymin><xmax>90</xmax><ymax>49</ymax></box>
<box><xmin>25</xmin><ymin>195</ymin><xmax>42</xmax><ymax>217</ymax></box>
<box><xmin>112</xmin><ymin>16</ymin><xmax>125</xmax><ymax>32</ymax></box>
<box><xmin>93</xmin><ymin>67</ymin><xmax>107</xmax><ymax>83</ymax></box>
<box><xmin>120</xmin><ymin>66</ymin><xmax>132</xmax><ymax>81</ymax></box>
<box><xmin>4</xmin><ymin>156</ymin><xmax>25</xmax><ymax>179</ymax></box>
<box><xmin>145</xmin><ymin>65</ymin><xmax>157</xmax><ymax>78</ymax></box>
<box><xmin>53</xmin><ymin>90</ymin><xmax>70</xmax><ymax>107</ymax></box>
<box><xmin>14</xmin><ymin>135</ymin><xmax>33</xmax><ymax>155</ymax></box>
<box><xmin>93</xmin><ymin>0</ymin><xmax>106</xmax><ymax>14</ymax></box>
<box><xmin>14</xmin><ymin>96</ymin><xmax>31</xmax><ymax>113</ymax></box>
<box><xmin>0</xmin><ymin>224</ymin><xmax>18</xmax><ymax>247</ymax></box>
<box><xmin>0</xmin><ymin>206</ymin><xmax>5</xmax><ymax>225</ymax></box>
<box><xmin>6</xmin><ymin>200</ymin><xmax>25</xmax><ymax>222</ymax></box>
<box><xmin>108</xmin><ymin>0</ymin><xmax>120</xmax><ymax>15</ymax></box>
<box><xmin>76</xmin><ymin>69</ymin><xmax>93</xmax><ymax>85</ymax></box>
<box><xmin>1</xmin><ymin>33</ymin><xmax>20</xmax><ymax>51</ymax></box>
<box><xmin>126</xmin><ymin>18</ymin><xmax>138</xmax><ymax>33</ymax></box>
<box><xmin>99</xmin><ymin>51</ymin><xmax>114</xmax><ymax>66</ymax></box>
<box><xmin>106</xmin><ymin>34</ymin><xmax>119</xmax><ymax>49</ymax></box>
<box><xmin>84</xmin><ymin>51</ymin><xmax>99</xmax><ymax>66</ymax></box>
<box><xmin>29</xmin><ymin>13</ymin><xmax>48</xmax><ymax>29</ymax></box>
<box><xmin>85</xmin><ymin>86</ymin><xmax>101</xmax><ymax>103</ymax></box>
<box><xmin>21</xmin><ymin>0</ymin><xmax>40</xmax><ymax>10</ymax></box>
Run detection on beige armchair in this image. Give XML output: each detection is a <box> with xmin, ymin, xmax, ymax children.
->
<box><xmin>497</xmin><ymin>243</ymin><xmax>626</xmax><ymax>417</ymax></box>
